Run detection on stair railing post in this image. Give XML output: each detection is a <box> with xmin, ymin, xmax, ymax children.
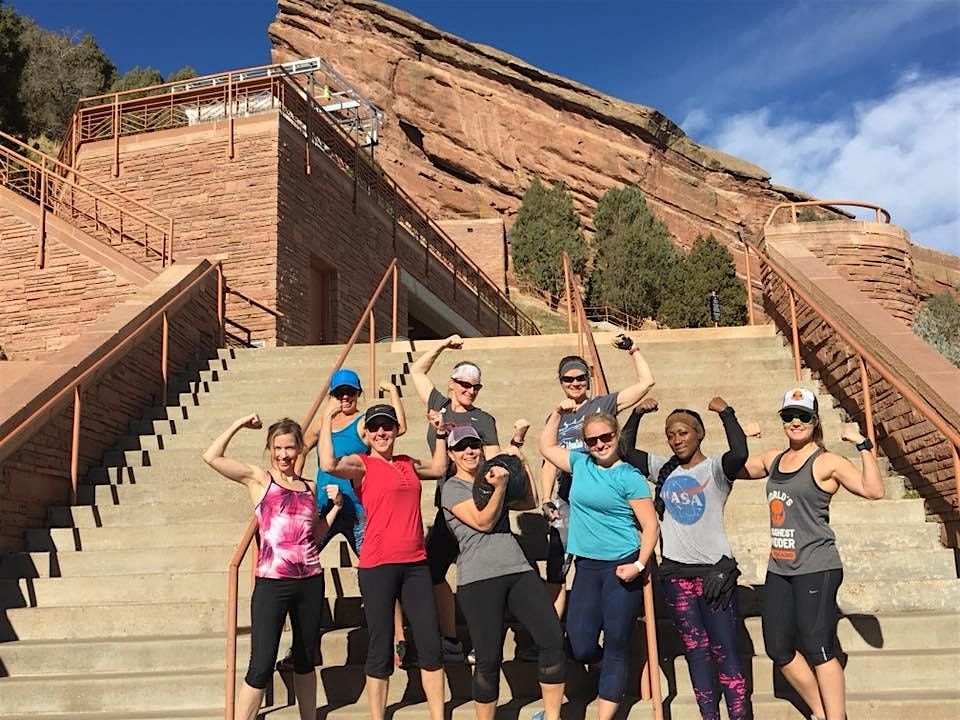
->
<box><xmin>391</xmin><ymin>264</ymin><xmax>398</xmax><ymax>342</ymax></box>
<box><xmin>112</xmin><ymin>94</ymin><xmax>120</xmax><ymax>177</ymax></box>
<box><xmin>70</xmin><ymin>385</ymin><xmax>81</xmax><ymax>505</ymax></box>
<box><xmin>744</xmin><ymin>243</ymin><xmax>755</xmax><ymax>326</ymax></box>
<box><xmin>642</xmin><ymin>564</ymin><xmax>664</xmax><ymax>718</ymax></box>
<box><xmin>787</xmin><ymin>288</ymin><xmax>802</xmax><ymax>382</ymax></box>
<box><xmin>369</xmin><ymin>311</ymin><xmax>376</xmax><ymax>391</ymax></box>
<box><xmin>160</xmin><ymin>312</ymin><xmax>169</xmax><ymax>406</ymax></box>
<box><xmin>36</xmin><ymin>162</ymin><xmax>47</xmax><ymax>269</ymax></box>
<box><xmin>168</xmin><ymin>218</ymin><xmax>175</xmax><ymax>265</ymax></box>
<box><xmin>858</xmin><ymin>355</ymin><xmax>877</xmax><ymax>455</ymax></box>
<box><xmin>227</xmin><ymin>72</ymin><xmax>235</xmax><ymax>160</ymax></box>
<box><xmin>216</xmin><ymin>265</ymin><xmax>225</xmax><ymax>347</ymax></box>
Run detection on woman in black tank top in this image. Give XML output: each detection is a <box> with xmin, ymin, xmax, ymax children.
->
<box><xmin>738</xmin><ymin>388</ymin><xmax>884</xmax><ymax>720</ymax></box>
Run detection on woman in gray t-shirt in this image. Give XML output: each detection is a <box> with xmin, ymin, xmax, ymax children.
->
<box><xmin>440</xmin><ymin>425</ymin><xmax>565</xmax><ymax>720</ymax></box>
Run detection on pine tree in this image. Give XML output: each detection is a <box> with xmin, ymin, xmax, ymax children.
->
<box><xmin>509</xmin><ymin>177</ymin><xmax>586</xmax><ymax>304</ymax></box>
<box><xmin>658</xmin><ymin>234</ymin><xmax>747</xmax><ymax>328</ymax></box>
<box><xmin>587</xmin><ymin>186</ymin><xmax>679</xmax><ymax>318</ymax></box>
<box><xmin>0</xmin><ymin>1</ymin><xmax>27</xmax><ymax>136</ymax></box>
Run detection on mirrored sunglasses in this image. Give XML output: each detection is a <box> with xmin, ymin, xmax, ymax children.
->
<box><xmin>453</xmin><ymin>379</ymin><xmax>483</xmax><ymax>392</ymax></box>
<box><xmin>560</xmin><ymin>373</ymin><xmax>588</xmax><ymax>384</ymax></box>
<box><xmin>779</xmin><ymin>410</ymin><xmax>815</xmax><ymax>424</ymax></box>
<box><xmin>451</xmin><ymin>437</ymin><xmax>483</xmax><ymax>452</ymax></box>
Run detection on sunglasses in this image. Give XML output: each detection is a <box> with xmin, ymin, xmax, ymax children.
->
<box><xmin>584</xmin><ymin>431</ymin><xmax>617</xmax><ymax>447</ymax></box>
<box><xmin>779</xmin><ymin>410</ymin><xmax>815</xmax><ymax>424</ymax></box>
<box><xmin>332</xmin><ymin>387</ymin><xmax>359</xmax><ymax>399</ymax></box>
<box><xmin>366</xmin><ymin>420</ymin><xmax>397</xmax><ymax>432</ymax></box>
<box><xmin>453</xmin><ymin>379</ymin><xmax>483</xmax><ymax>392</ymax></box>
<box><xmin>451</xmin><ymin>438</ymin><xmax>483</xmax><ymax>452</ymax></box>
<box><xmin>560</xmin><ymin>373</ymin><xmax>588</xmax><ymax>384</ymax></box>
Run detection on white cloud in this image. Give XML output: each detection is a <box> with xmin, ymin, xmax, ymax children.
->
<box><xmin>680</xmin><ymin>108</ymin><xmax>710</xmax><ymax>137</ymax></box>
<box><xmin>706</xmin><ymin>74</ymin><xmax>960</xmax><ymax>254</ymax></box>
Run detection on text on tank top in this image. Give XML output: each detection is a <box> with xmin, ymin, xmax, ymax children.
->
<box><xmin>255</xmin><ymin>474</ymin><xmax>322</xmax><ymax>579</ymax></box>
<box><xmin>766</xmin><ymin>448</ymin><xmax>842</xmax><ymax>576</ymax></box>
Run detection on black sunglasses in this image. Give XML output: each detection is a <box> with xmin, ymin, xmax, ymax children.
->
<box><xmin>584</xmin><ymin>431</ymin><xmax>617</xmax><ymax>447</ymax></box>
<box><xmin>332</xmin><ymin>387</ymin><xmax>359</xmax><ymax>399</ymax></box>
<box><xmin>366</xmin><ymin>419</ymin><xmax>397</xmax><ymax>432</ymax></box>
<box><xmin>451</xmin><ymin>437</ymin><xmax>483</xmax><ymax>451</ymax></box>
<box><xmin>560</xmin><ymin>373</ymin><xmax>588</xmax><ymax>384</ymax></box>
<box><xmin>453</xmin><ymin>379</ymin><xmax>483</xmax><ymax>392</ymax></box>
<box><xmin>779</xmin><ymin>410</ymin><xmax>815</xmax><ymax>424</ymax></box>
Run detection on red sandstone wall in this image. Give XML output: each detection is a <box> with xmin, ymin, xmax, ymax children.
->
<box><xmin>0</xmin><ymin>209</ymin><xmax>141</xmax><ymax>360</ymax></box>
<box><xmin>764</xmin><ymin>221</ymin><xmax>921</xmax><ymax>325</ymax></box>
<box><xmin>759</xmin><ymin>238</ymin><xmax>959</xmax><ymax>545</ymax></box>
<box><xmin>435</xmin><ymin>219</ymin><xmax>507</xmax><ymax>291</ymax></box>
<box><xmin>0</xmin><ymin>263</ymin><xmax>220</xmax><ymax>552</ymax></box>
<box><xmin>73</xmin><ymin>117</ymin><xmax>282</xmax><ymax>346</ymax></box>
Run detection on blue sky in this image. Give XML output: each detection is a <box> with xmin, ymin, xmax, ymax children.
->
<box><xmin>12</xmin><ymin>0</ymin><xmax>960</xmax><ymax>254</ymax></box>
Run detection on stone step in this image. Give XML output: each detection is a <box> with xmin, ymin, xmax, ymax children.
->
<box><xmin>24</xmin><ymin>522</ymin><xmax>252</xmax><ymax>553</ymax></box>
<box><xmin>6</xmin><ymin>568</ymin><xmax>359</xmax><ymax>608</ymax></box>
<box><xmin>0</xmin><ymin>540</ymin><xmax>355</xmax><ymax>579</ymax></box>
<box><xmin>2</xmin><ymin>598</ymin><xmax>362</xmax><ymax>640</ymax></box>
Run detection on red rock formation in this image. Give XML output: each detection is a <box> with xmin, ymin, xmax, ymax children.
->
<box><xmin>268</xmin><ymin>0</ymin><xmax>809</xmax><ymax>254</ymax></box>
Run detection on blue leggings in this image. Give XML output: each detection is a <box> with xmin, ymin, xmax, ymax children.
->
<box><xmin>566</xmin><ymin>554</ymin><xmax>643</xmax><ymax>703</ymax></box>
<box><xmin>662</xmin><ymin>576</ymin><xmax>749</xmax><ymax>720</ymax></box>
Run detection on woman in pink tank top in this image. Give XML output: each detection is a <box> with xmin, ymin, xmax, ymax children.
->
<box><xmin>203</xmin><ymin>413</ymin><xmax>343</xmax><ymax>720</ymax></box>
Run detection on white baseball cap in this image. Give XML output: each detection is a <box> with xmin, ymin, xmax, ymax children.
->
<box><xmin>781</xmin><ymin>388</ymin><xmax>818</xmax><ymax>413</ymax></box>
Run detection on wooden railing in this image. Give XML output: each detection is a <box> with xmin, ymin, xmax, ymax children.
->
<box><xmin>58</xmin><ymin>62</ymin><xmax>538</xmax><ymax>337</ymax></box>
<box><xmin>225</xmin><ymin>260</ymin><xmax>400</xmax><ymax>719</ymax></box>
<box><xmin>0</xmin><ymin>131</ymin><xmax>174</xmax><ymax>268</ymax></box>
<box><xmin>561</xmin><ymin>252</ymin><xmax>664</xmax><ymax>718</ymax></box>
<box><xmin>743</xmin><ymin>202</ymin><xmax>959</xmax><ymax>495</ymax></box>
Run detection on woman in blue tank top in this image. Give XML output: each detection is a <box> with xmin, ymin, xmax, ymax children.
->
<box><xmin>739</xmin><ymin>388</ymin><xmax>883</xmax><ymax>720</ymax></box>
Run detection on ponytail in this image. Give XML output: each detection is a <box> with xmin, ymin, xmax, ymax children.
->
<box><xmin>653</xmin><ymin>455</ymin><xmax>683</xmax><ymax>520</ymax></box>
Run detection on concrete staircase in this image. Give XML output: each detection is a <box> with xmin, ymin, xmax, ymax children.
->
<box><xmin>1</xmin><ymin>326</ymin><xmax>958</xmax><ymax>719</ymax></box>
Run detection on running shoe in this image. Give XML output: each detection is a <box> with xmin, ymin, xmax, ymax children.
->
<box><xmin>441</xmin><ymin>636</ymin><xmax>465</xmax><ymax>663</ymax></box>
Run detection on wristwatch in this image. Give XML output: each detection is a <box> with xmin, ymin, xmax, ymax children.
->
<box><xmin>856</xmin><ymin>438</ymin><xmax>874</xmax><ymax>452</ymax></box>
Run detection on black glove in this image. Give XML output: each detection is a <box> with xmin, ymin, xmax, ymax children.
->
<box><xmin>702</xmin><ymin>556</ymin><xmax>740</xmax><ymax>610</ymax></box>
<box><xmin>473</xmin><ymin>454</ymin><xmax>525</xmax><ymax>510</ymax></box>
<box><xmin>613</xmin><ymin>333</ymin><xmax>634</xmax><ymax>350</ymax></box>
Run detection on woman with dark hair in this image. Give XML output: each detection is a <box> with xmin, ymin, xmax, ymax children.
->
<box><xmin>739</xmin><ymin>388</ymin><xmax>884</xmax><ymax>720</ymax></box>
<box><xmin>441</xmin><ymin>424</ymin><xmax>566</xmax><ymax>720</ymax></box>
<box><xmin>318</xmin><ymin>400</ymin><xmax>449</xmax><ymax>720</ymax></box>
<box><xmin>621</xmin><ymin>396</ymin><xmax>750</xmax><ymax>720</ymax></box>
<box><xmin>202</xmin><ymin>414</ymin><xmax>342</xmax><ymax>720</ymax></box>
<box><xmin>539</xmin><ymin>404</ymin><xmax>659</xmax><ymax>720</ymax></box>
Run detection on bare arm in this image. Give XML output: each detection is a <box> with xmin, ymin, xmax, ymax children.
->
<box><xmin>611</xmin><ymin>335</ymin><xmax>655</xmax><ymax>412</ymax></box>
<box><xmin>317</xmin><ymin>400</ymin><xmax>366</xmax><ymax>482</ymax></box>
<box><xmin>821</xmin><ymin>425</ymin><xmax>884</xmax><ymax>499</ymax></box>
<box><xmin>614</xmin><ymin>498</ymin><xmax>660</xmax><ymax>582</ymax></box>
<box><xmin>539</xmin><ymin>404</ymin><xmax>575</xmax><ymax>473</ymax></box>
<box><xmin>414</xmin><ymin>409</ymin><xmax>450</xmax><ymax>480</ymax></box>
<box><xmin>409</xmin><ymin>334</ymin><xmax>461</xmax><ymax>405</ymax></box>
<box><xmin>449</xmin><ymin>468</ymin><xmax>509</xmax><ymax>532</ymax></box>
<box><xmin>379</xmin><ymin>379</ymin><xmax>407</xmax><ymax>437</ymax></box>
<box><xmin>738</xmin><ymin>448</ymin><xmax>781</xmax><ymax>480</ymax></box>
<box><xmin>503</xmin><ymin>421</ymin><xmax>536</xmax><ymax>510</ymax></box>
<box><xmin>202</xmin><ymin>414</ymin><xmax>264</xmax><ymax>487</ymax></box>
<box><xmin>312</xmin><ymin>482</ymin><xmax>343</xmax><ymax>539</ymax></box>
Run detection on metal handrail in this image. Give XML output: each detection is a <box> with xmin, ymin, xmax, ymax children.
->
<box><xmin>765</xmin><ymin>199</ymin><xmax>891</xmax><ymax>227</ymax></box>
<box><xmin>0</xmin><ymin>261</ymin><xmax>225</xmax><ymax>495</ymax></box>
<box><xmin>742</xmin><ymin>226</ymin><xmax>960</xmax><ymax>482</ymax></box>
<box><xmin>583</xmin><ymin>304</ymin><xmax>646</xmax><ymax>331</ymax></box>
<box><xmin>224</xmin><ymin>260</ymin><xmax>400</xmax><ymax>718</ymax></box>
<box><xmin>561</xmin><ymin>252</ymin><xmax>664</xmax><ymax>719</ymax></box>
<box><xmin>0</xmin><ymin>141</ymin><xmax>173</xmax><ymax>267</ymax></box>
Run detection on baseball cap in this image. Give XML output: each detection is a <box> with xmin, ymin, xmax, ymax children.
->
<box><xmin>364</xmin><ymin>404</ymin><xmax>398</xmax><ymax>426</ymax></box>
<box><xmin>446</xmin><ymin>424</ymin><xmax>481</xmax><ymax>448</ymax></box>
<box><xmin>450</xmin><ymin>363</ymin><xmax>481</xmax><ymax>384</ymax></box>
<box><xmin>329</xmin><ymin>368</ymin><xmax>362</xmax><ymax>393</ymax></box>
<box><xmin>781</xmin><ymin>388</ymin><xmax>818</xmax><ymax>413</ymax></box>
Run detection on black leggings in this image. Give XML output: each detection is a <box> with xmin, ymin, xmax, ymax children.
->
<box><xmin>457</xmin><ymin>571</ymin><xmax>567</xmax><ymax>703</ymax></box>
<box><xmin>762</xmin><ymin>568</ymin><xmax>843</xmax><ymax>667</ymax></box>
<box><xmin>425</xmin><ymin>508</ymin><xmax>459</xmax><ymax>585</ymax></box>
<box><xmin>358</xmin><ymin>561</ymin><xmax>443</xmax><ymax>678</ymax></box>
<box><xmin>245</xmin><ymin>574</ymin><xmax>325</xmax><ymax>688</ymax></box>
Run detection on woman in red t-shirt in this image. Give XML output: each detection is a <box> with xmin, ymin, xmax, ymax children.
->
<box><xmin>318</xmin><ymin>400</ymin><xmax>448</xmax><ymax>720</ymax></box>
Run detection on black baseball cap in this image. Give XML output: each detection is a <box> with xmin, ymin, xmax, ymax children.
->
<box><xmin>364</xmin><ymin>404</ymin><xmax>398</xmax><ymax>427</ymax></box>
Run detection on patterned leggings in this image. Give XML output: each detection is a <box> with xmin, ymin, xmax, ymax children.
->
<box><xmin>661</xmin><ymin>575</ymin><xmax>750</xmax><ymax>720</ymax></box>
